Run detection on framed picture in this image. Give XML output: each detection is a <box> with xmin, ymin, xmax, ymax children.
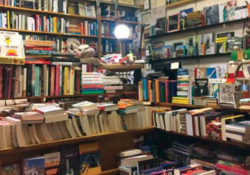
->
<box><xmin>144</xmin><ymin>0</ymin><xmax>150</xmax><ymax>11</ymax></box>
<box><xmin>118</xmin><ymin>0</ymin><xmax>134</xmax><ymax>5</ymax></box>
<box><xmin>168</xmin><ymin>14</ymin><xmax>180</xmax><ymax>33</ymax></box>
<box><xmin>142</xmin><ymin>12</ymin><xmax>151</xmax><ymax>26</ymax></box>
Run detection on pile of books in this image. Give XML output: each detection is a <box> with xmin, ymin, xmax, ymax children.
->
<box><xmin>103</xmin><ymin>75</ymin><xmax>123</xmax><ymax>94</ymax></box>
<box><xmin>25</xmin><ymin>40</ymin><xmax>53</xmax><ymax>57</ymax></box>
<box><xmin>1</xmin><ymin>142</ymin><xmax>101</xmax><ymax>175</ymax></box>
<box><xmin>172</xmin><ymin>68</ymin><xmax>190</xmax><ymax>104</ymax></box>
<box><xmin>0</xmin><ymin>100</ymin><xmax>152</xmax><ymax>149</ymax></box>
<box><xmin>81</xmin><ymin>73</ymin><xmax>104</xmax><ymax>95</ymax></box>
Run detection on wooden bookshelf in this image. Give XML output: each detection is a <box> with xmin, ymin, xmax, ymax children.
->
<box><xmin>150</xmin><ymin>53</ymin><xmax>231</xmax><ymax>63</ymax></box>
<box><xmin>157</xmin><ymin>102</ymin><xmax>250</xmax><ymax>113</ymax></box>
<box><xmin>118</xmin><ymin>20</ymin><xmax>140</xmax><ymax>25</ymax></box>
<box><xmin>0</xmin><ymin>127</ymin><xmax>154</xmax><ymax>155</ymax></box>
<box><xmin>0</xmin><ymin>28</ymin><xmax>98</xmax><ymax>38</ymax></box>
<box><xmin>0</xmin><ymin>5</ymin><xmax>97</xmax><ymax>20</ymax></box>
<box><xmin>0</xmin><ymin>92</ymin><xmax>138</xmax><ymax>101</ymax></box>
<box><xmin>147</xmin><ymin>18</ymin><xmax>249</xmax><ymax>39</ymax></box>
<box><xmin>101</xmin><ymin>17</ymin><xmax>117</xmax><ymax>21</ymax></box>
<box><xmin>166</xmin><ymin>0</ymin><xmax>203</xmax><ymax>9</ymax></box>
<box><xmin>100</xmin><ymin>64</ymin><xmax>144</xmax><ymax>72</ymax></box>
<box><xmin>157</xmin><ymin>129</ymin><xmax>250</xmax><ymax>148</ymax></box>
<box><xmin>98</xmin><ymin>168</ymin><xmax>119</xmax><ymax>175</ymax></box>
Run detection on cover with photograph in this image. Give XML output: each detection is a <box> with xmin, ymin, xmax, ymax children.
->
<box><xmin>198</xmin><ymin>35</ymin><xmax>205</xmax><ymax>56</ymax></box>
<box><xmin>180</xmin><ymin>8</ymin><xmax>194</xmax><ymax>30</ymax></box>
<box><xmin>216</xmin><ymin>32</ymin><xmax>235</xmax><ymax>54</ymax></box>
<box><xmin>79</xmin><ymin>142</ymin><xmax>101</xmax><ymax>175</ymax></box>
<box><xmin>204</xmin><ymin>5</ymin><xmax>220</xmax><ymax>25</ymax></box>
<box><xmin>155</xmin><ymin>17</ymin><xmax>167</xmax><ymax>35</ymax></box>
<box><xmin>23</xmin><ymin>157</ymin><xmax>45</xmax><ymax>175</ymax></box>
<box><xmin>2</xmin><ymin>164</ymin><xmax>20</xmax><ymax>175</ymax></box>
<box><xmin>162</xmin><ymin>45</ymin><xmax>174</xmax><ymax>59</ymax></box>
<box><xmin>203</xmin><ymin>33</ymin><xmax>215</xmax><ymax>55</ymax></box>
<box><xmin>186</xmin><ymin>37</ymin><xmax>195</xmax><ymax>57</ymax></box>
<box><xmin>219</xmin><ymin>1</ymin><xmax>237</xmax><ymax>23</ymax></box>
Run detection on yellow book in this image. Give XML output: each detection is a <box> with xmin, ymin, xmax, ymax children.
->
<box><xmin>139</xmin><ymin>81</ymin><xmax>143</xmax><ymax>101</ymax></box>
<box><xmin>7</xmin><ymin>11</ymin><xmax>10</xmax><ymax>29</ymax></box>
<box><xmin>64</xmin><ymin>67</ymin><xmax>69</xmax><ymax>95</ymax></box>
<box><xmin>53</xmin><ymin>17</ymin><xmax>57</xmax><ymax>33</ymax></box>
<box><xmin>155</xmin><ymin>79</ymin><xmax>160</xmax><ymax>103</ymax></box>
<box><xmin>69</xmin><ymin>67</ymin><xmax>75</xmax><ymax>95</ymax></box>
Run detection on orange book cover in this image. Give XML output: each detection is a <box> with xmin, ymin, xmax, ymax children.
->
<box><xmin>155</xmin><ymin>79</ymin><xmax>160</xmax><ymax>103</ymax></box>
<box><xmin>79</xmin><ymin>142</ymin><xmax>101</xmax><ymax>175</ymax></box>
<box><xmin>53</xmin><ymin>17</ymin><xmax>57</xmax><ymax>33</ymax></box>
<box><xmin>148</xmin><ymin>80</ymin><xmax>152</xmax><ymax>102</ymax></box>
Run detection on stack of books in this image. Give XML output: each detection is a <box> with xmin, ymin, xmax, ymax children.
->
<box><xmin>172</xmin><ymin>68</ymin><xmax>190</xmax><ymax>105</ymax></box>
<box><xmin>68</xmin><ymin>2</ymin><xmax>96</xmax><ymax>17</ymax></box>
<box><xmin>103</xmin><ymin>75</ymin><xmax>123</xmax><ymax>94</ymax></box>
<box><xmin>223</xmin><ymin>115</ymin><xmax>250</xmax><ymax>144</ymax></box>
<box><xmin>81</xmin><ymin>73</ymin><xmax>104</xmax><ymax>95</ymax></box>
<box><xmin>25</xmin><ymin>40</ymin><xmax>54</xmax><ymax>57</ymax></box>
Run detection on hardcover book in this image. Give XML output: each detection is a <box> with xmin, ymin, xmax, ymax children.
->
<box><xmin>185</xmin><ymin>37</ymin><xmax>195</xmax><ymax>57</ymax></box>
<box><xmin>194</xmin><ymin>79</ymin><xmax>209</xmax><ymax>96</ymax></box>
<box><xmin>60</xmin><ymin>145</ymin><xmax>80</xmax><ymax>175</ymax></box>
<box><xmin>44</xmin><ymin>152</ymin><xmax>60</xmax><ymax>175</ymax></box>
<box><xmin>204</xmin><ymin>5</ymin><xmax>220</xmax><ymax>25</ymax></box>
<box><xmin>203</xmin><ymin>33</ymin><xmax>215</xmax><ymax>55</ymax></box>
<box><xmin>79</xmin><ymin>142</ymin><xmax>101</xmax><ymax>175</ymax></box>
<box><xmin>2</xmin><ymin>164</ymin><xmax>20</xmax><ymax>175</ymax></box>
<box><xmin>216</xmin><ymin>32</ymin><xmax>235</xmax><ymax>54</ymax></box>
<box><xmin>180</xmin><ymin>8</ymin><xmax>194</xmax><ymax>31</ymax></box>
<box><xmin>162</xmin><ymin>45</ymin><xmax>174</xmax><ymax>59</ymax></box>
<box><xmin>168</xmin><ymin>14</ymin><xmax>180</xmax><ymax>33</ymax></box>
<box><xmin>155</xmin><ymin>17</ymin><xmax>166</xmax><ymax>35</ymax></box>
<box><xmin>23</xmin><ymin>157</ymin><xmax>45</xmax><ymax>175</ymax></box>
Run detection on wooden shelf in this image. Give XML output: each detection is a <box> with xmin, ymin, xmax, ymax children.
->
<box><xmin>98</xmin><ymin>168</ymin><xmax>119</xmax><ymax>175</ymax></box>
<box><xmin>0</xmin><ymin>28</ymin><xmax>98</xmax><ymax>38</ymax></box>
<box><xmin>100</xmin><ymin>64</ymin><xmax>144</xmax><ymax>72</ymax></box>
<box><xmin>166</xmin><ymin>0</ymin><xmax>202</xmax><ymax>8</ymax></box>
<box><xmin>118</xmin><ymin>20</ymin><xmax>140</xmax><ymax>25</ymax></box>
<box><xmin>0</xmin><ymin>5</ymin><xmax>97</xmax><ymax>20</ymax></box>
<box><xmin>158</xmin><ymin>129</ymin><xmax>250</xmax><ymax>148</ymax></box>
<box><xmin>158</xmin><ymin>102</ymin><xmax>250</xmax><ymax>113</ymax></box>
<box><xmin>150</xmin><ymin>53</ymin><xmax>231</xmax><ymax>64</ymax></box>
<box><xmin>101</xmin><ymin>17</ymin><xmax>117</xmax><ymax>21</ymax></box>
<box><xmin>0</xmin><ymin>92</ymin><xmax>138</xmax><ymax>100</ymax></box>
<box><xmin>147</xmin><ymin>18</ymin><xmax>248</xmax><ymax>39</ymax></box>
<box><xmin>0</xmin><ymin>127</ymin><xmax>154</xmax><ymax>156</ymax></box>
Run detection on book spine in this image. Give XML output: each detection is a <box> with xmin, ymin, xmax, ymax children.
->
<box><xmin>0</xmin><ymin>65</ymin><xmax>3</xmax><ymax>99</ymax></box>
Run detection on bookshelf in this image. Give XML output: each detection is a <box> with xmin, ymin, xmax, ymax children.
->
<box><xmin>147</xmin><ymin>18</ymin><xmax>249</xmax><ymax>39</ymax></box>
<box><xmin>166</xmin><ymin>0</ymin><xmax>204</xmax><ymax>9</ymax></box>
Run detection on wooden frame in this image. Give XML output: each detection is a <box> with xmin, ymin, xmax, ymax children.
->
<box><xmin>168</xmin><ymin>14</ymin><xmax>180</xmax><ymax>33</ymax></box>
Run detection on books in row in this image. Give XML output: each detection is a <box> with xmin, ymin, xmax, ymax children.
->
<box><xmin>0</xmin><ymin>100</ymin><xmax>151</xmax><ymax>149</ymax></box>
<box><xmin>2</xmin><ymin>142</ymin><xmax>101</xmax><ymax>175</ymax></box>
<box><xmin>152</xmin><ymin>1</ymin><xmax>248</xmax><ymax>35</ymax></box>
<box><xmin>101</xmin><ymin>39</ymin><xmax>117</xmax><ymax>53</ymax></box>
<box><xmin>0</xmin><ymin>11</ymin><xmax>98</xmax><ymax>36</ymax></box>
<box><xmin>151</xmin><ymin>31</ymin><xmax>240</xmax><ymax>59</ymax></box>
<box><xmin>1</xmin><ymin>0</ymin><xmax>97</xmax><ymax>17</ymax></box>
<box><xmin>0</xmin><ymin>65</ymin><xmax>82</xmax><ymax>99</ymax></box>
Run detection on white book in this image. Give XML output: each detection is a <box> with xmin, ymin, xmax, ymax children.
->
<box><xmin>40</xmin><ymin>123</ymin><xmax>53</xmax><ymax>142</ymax></box>
<box><xmin>22</xmin><ymin>125</ymin><xmax>32</xmax><ymax>145</ymax></box>
<box><xmin>58</xmin><ymin>122</ymin><xmax>71</xmax><ymax>139</ymax></box>
<box><xmin>98</xmin><ymin>113</ymin><xmax>105</xmax><ymax>133</ymax></box>
<box><xmin>5</xmin><ymin>117</ymin><xmax>27</xmax><ymax>147</ymax></box>
<box><xmin>103</xmin><ymin>112</ymin><xmax>110</xmax><ymax>132</ymax></box>
<box><xmin>71</xmin><ymin>115</ymin><xmax>83</xmax><ymax>137</ymax></box>
<box><xmin>32</xmin><ymin>124</ymin><xmax>41</xmax><ymax>144</ymax></box>
<box><xmin>52</xmin><ymin>123</ymin><xmax>64</xmax><ymax>139</ymax></box>
<box><xmin>46</xmin><ymin>123</ymin><xmax>60</xmax><ymax>140</ymax></box>
<box><xmin>45</xmin><ymin>113</ymin><xmax>69</xmax><ymax>123</ymax></box>
<box><xmin>11</xmin><ymin>124</ymin><xmax>18</xmax><ymax>147</ymax></box>
<box><xmin>65</xmin><ymin>119</ymin><xmax>78</xmax><ymax>138</ymax></box>
<box><xmin>80</xmin><ymin>115</ymin><xmax>92</xmax><ymax>136</ymax></box>
<box><xmin>28</xmin><ymin>125</ymin><xmax>37</xmax><ymax>144</ymax></box>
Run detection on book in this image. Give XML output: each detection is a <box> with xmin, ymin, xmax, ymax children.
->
<box><xmin>23</xmin><ymin>157</ymin><xmax>45</xmax><ymax>175</ymax></box>
<box><xmin>79</xmin><ymin>142</ymin><xmax>101</xmax><ymax>175</ymax></box>
<box><xmin>155</xmin><ymin>17</ymin><xmax>166</xmax><ymax>35</ymax></box>
<box><xmin>2</xmin><ymin>164</ymin><xmax>20</xmax><ymax>175</ymax></box>
<box><xmin>203</xmin><ymin>33</ymin><xmax>215</xmax><ymax>55</ymax></box>
<box><xmin>168</xmin><ymin>14</ymin><xmax>180</xmax><ymax>33</ymax></box>
<box><xmin>194</xmin><ymin>79</ymin><xmax>209</xmax><ymax>97</ymax></box>
<box><xmin>180</xmin><ymin>8</ymin><xmax>194</xmax><ymax>31</ymax></box>
<box><xmin>44</xmin><ymin>152</ymin><xmax>60</xmax><ymax>175</ymax></box>
<box><xmin>204</xmin><ymin>5</ymin><xmax>220</xmax><ymax>25</ymax></box>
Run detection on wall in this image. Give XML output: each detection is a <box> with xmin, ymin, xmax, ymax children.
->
<box><xmin>144</xmin><ymin>0</ymin><xmax>247</xmax><ymax>71</ymax></box>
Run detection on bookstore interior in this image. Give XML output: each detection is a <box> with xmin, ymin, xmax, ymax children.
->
<box><xmin>4</xmin><ymin>0</ymin><xmax>250</xmax><ymax>174</ymax></box>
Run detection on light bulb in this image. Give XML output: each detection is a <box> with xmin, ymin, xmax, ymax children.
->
<box><xmin>114</xmin><ymin>24</ymin><xmax>130</xmax><ymax>39</ymax></box>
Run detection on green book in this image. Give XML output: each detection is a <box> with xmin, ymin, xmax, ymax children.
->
<box><xmin>81</xmin><ymin>90</ymin><xmax>104</xmax><ymax>95</ymax></box>
<box><xmin>35</xmin><ymin>66</ymin><xmax>40</xmax><ymax>97</ymax></box>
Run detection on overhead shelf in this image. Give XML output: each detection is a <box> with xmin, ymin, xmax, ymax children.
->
<box><xmin>100</xmin><ymin>64</ymin><xmax>144</xmax><ymax>72</ymax></box>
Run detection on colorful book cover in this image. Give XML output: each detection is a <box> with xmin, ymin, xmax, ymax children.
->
<box><xmin>35</xmin><ymin>66</ymin><xmax>40</xmax><ymax>97</ymax></box>
<box><xmin>60</xmin><ymin>145</ymin><xmax>80</xmax><ymax>175</ymax></box>
<box><xmin>44</xmin><ymin>152</ymin><xmax>60</xmax><ymax>175</ymax></box>
<box><xmin>23</xmin><ymin>157</ymin><xmax>45</xmax><ymax>175</ymax></box>
<box><xmin>155</xmin><ymin>17</ymin><xmax>166</xmax><ymax>35</ymax></box>
<box><xmin>203</xmin><ymin>33</ymin><xmax>215</xmax><ymax>55</ymax></box>
<box><xmin>162</xmin><ymin>45</ymin><xmax>174</xmax><ymax>59</ymax></box>
<box><xmin>204</xmin><ymin>5</ymin><xmax>220</xmax><ymax>25</ymax></box>
<box><xmin>180</xmin><ymin>8</ymin><xmax>194</xmax><ymax>30</ymax></box>
<box><xmin>219</xmin><ymin>1</ymin><xmax>237</xmax><ymax>23</ymax></box>
<box><xmin>216</xmin><ymin>32</ymin><xmax>235</xmax><ymax>54</ymax></box>
<box><xmin>79</xmin><ymin>142</ymin><xmax>101</xmax><ymax>175</ymax></box>
<box><xmin>186</xmin><ymin>37</ymin><xmax>195</xmax><ymax>57</ymax></box>
<box><xmin>2</xmin><ymin>164</ymin><xmax>20</xmax><ymax>175</ymax></box>
<box><xmin>206</xmin><ymin>68</ymin><xmax>217</xmax><ymax>79</ymax></box>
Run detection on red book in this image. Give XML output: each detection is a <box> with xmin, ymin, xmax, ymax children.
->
<box><xmin>8</xmin><ymin>66</ymin><xmax>13</xmax><ymax>99</ymax></box>
<box><xmin>165</xmin><ymin>80</ymin><xmax>168</xmax><ymax>103</ymax></box>
<box><xmin>25</xmin><ymin>61</ymin><xmax>51</xmax><ymax>64</ymax></box>
<box><xmin>25</xmin><ymin>47</ymin><xmax>53</xmax><ymax>50</ymax></box>
<box><xmin>50</xmin><ymin>66</ymin><xmax>55</xmax><ymax>96</ymax></box>
<box><xmin>35</xmin><ymin>14</ymin><xmax>39</xmax><ymax>31</ymax></box>
<box><xmin>81</xmin><ymin>84</ymin><xmax>104</xmax><ymax>89</ymax></box>
<box><xmin>76</xmin><ymin>71</ymin><xmax>80</xmax><ymax>94</ymax></box>
<box><xmin>0</xmin><ymin>65</ymin><xmax>3</xmax><ymax>98</ymax></box>
<box><xmin>55</xmin><ymin>65</ymin><xmax>60</xmax><ymax>96</ymax></box>
<box><xmin>216</xmin><ymin>164</ymin><xmax>248</xmax><ymax>175</ymax></box>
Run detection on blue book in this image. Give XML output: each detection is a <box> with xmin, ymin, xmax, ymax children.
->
<box><xmin>0</xmin><ymin>13</ymin><xmax>2</xmax><ymax>28</ymax></box>
<box><xmin>23</xmin><ymin>157</ymin><xmax>45</xmax><ymax>175</ymax></box>
<box><xmin>142</xmin><ymin>79</ymin><xmax>148</xmax><ymax>101</ymax></box>
<box><xmin>206</xmin><ymin>67</ymin><xmax>217</xmax><ymax>79</ymax></box>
